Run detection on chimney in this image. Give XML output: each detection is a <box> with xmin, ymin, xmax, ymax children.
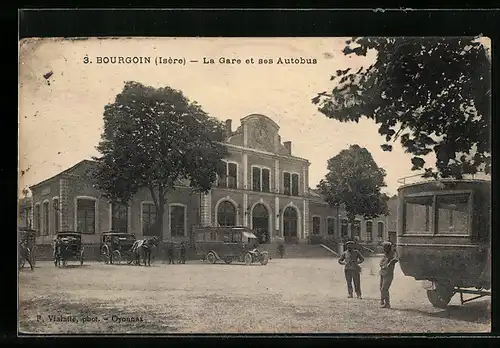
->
<box><xmin>284</xmin><ymin>141</ymin><xmax>292</xmax><ymax>155</ymax></box>
<box><xmin>225</xmin><ymin>119</ymin><xmax>232</xmax><ymax>139</ymax></box>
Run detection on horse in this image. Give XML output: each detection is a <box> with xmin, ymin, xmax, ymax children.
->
<box><xmin>19</xmin><ymin>240</ymin><xmax>34</xmax><ymax>271</ymax></box>
<box><xmin>130</xmin><ymin>236</ymin><xmax>159</xmax><ymax>266</ymax></box>
<box><xmin>54</xmin><ymin>238</ymin><xmax>72</xmax><ymax>267</ymax></box>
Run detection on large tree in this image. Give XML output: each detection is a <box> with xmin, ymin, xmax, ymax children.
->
<box><xmin>90</xmin><ymin>81</ymin><xmax>228</xmax><ymax>237</ymax></box>
<box><xmin>318</xmin><ymin>145</ymin><xmax>389</xmax><ymax>238</ymax></box>
<box><xmin>312</xmin><ymin>37</ymin><xmax>491</xmax><ymax>179</ymax></box>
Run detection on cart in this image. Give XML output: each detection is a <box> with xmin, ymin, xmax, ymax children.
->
<box><xmin>54</xmin><ymin>231</ymin><xmax>85</xmax><ymax>267</ymax></box>
<box><xmin>100</xmin><ymin>231</ymin><xmax>137</xmax><ymax>265</ymax></box>
<box><xmin>396</xmin><ymin>179</ymin><xmax>491</xmax><ymax>308</ymax></box>
<box><xmin>193</xmin><ymin>226</ymin><xmax>269</xmax><ymax>266</ymax></box>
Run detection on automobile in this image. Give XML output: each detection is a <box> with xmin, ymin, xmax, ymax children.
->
<box><xmin>396</xmin><ymin>179</ymin><xmax>491</xmax><ymax>308</ymax></box>
<box><xmin>100</xmin><ymin>231</ymin><xmax>137</xmax><ymax>265</ymax></box>
<box><xmin>193</xmin><ymin>226</ymin><xmax>269</xmax><ymax>266</ymax></box>
<box><xmin>54</xmin><ymin>231</ymin><xmax>85</xmax><ymax>267</ymax></box>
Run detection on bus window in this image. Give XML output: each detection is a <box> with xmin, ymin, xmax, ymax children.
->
<box><xmin>210</xmin><ymin>232</ymin><xmax>217</xmax><ymax>241</ymax></box>
<box><xmin>223</xmin><ymin>231</ymin><xmax>232</xmax><ymax>243</ymax></box>
<box><xmin>232</xmin><ymin>232</ymin><xmax>242</xmax><ymax>242</ymax></box>
<box><xmin>196</xmin><ymin>232</ymin><xmax>205</xmax><ymax>241</ymax></box>
<box><xmin>436</xmin><ymin>194</ymin><xmax>470</xmax><ymax>235</ymax></box>
<box><xmin>404</xmin><ymin>196</ymin><xmax>433</xmax><ymax>234</ymax></box>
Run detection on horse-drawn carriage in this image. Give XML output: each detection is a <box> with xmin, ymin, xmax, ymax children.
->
<box><xmin>18</xmin><ymin>227</ymin><xmax>36</xmax><ymax>270</ymax></box>
<box><xmin>396</xmin><ymin>179</ymin><xmax>491</xmax><ymax>308</ymax></box>
<box><xmin>100</xmin><ymin>231</ymin><xmax>137</xmax><ymax>265</ymax></box>
<box><xmin>193</xmin><ymin>226</ymin><xmax>269</xmax><ymax>266</ymax></box>
<box><xmin>54</xmin><ymin>231</ymin><xmax>85</xmax><ymax>267</ymax></box>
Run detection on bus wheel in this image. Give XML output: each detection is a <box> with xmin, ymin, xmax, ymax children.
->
<box><xmin>427</xmin><ymin>284</ymin><xmax>454</xmax><ymax>309</ymax></box>
<box><xmin>206</xmin><ymin>252</ymin><xmax>217</xmax><ymax>264</ymax></box>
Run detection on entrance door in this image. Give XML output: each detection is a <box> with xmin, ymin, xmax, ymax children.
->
<box><xmin>252</xmin><ymin>204</ymin><xmax>269</xmax><ymax>243</ymax></box>
<box><xmin>283</xmin><ymin>207</ymin><xmax>298</xmax><ymax>243</ymax></box>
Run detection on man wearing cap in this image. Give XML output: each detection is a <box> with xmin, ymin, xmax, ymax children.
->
<box><xmin>338</xmin><ymin>240</ymin><xmax>365</xmax><ymax>299</ymax></box>
<box><xmin>379</xmin><ymin>241</ymin><xmax>399</xmax><ymax>308</ymax></box>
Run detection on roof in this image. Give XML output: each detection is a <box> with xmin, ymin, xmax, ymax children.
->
<box><xmin>29</xmin><ymin>159</ymin><xmax>97</xmax><ymax>190</ymax></box>
<box><xmin>242</xmin><ymin>231</ymin><xmax>258</xmax><ymax>239</ymax></box>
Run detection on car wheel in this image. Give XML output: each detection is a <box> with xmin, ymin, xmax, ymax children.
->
<box><xmin>206</xmin><ymin>252</ymin><xmax>217</xmax><ymax>264</ymax></box>
<box><xmin>244</xmin><ymin>252</ymin><xmax>253</xmax><ymax>266</ymax></box>
<box><xmin>112</xmin><ymin>250</ymin><xmax>121</xmax><ymax>265</ymax></box>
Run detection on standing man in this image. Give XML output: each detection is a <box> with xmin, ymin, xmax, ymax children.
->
<box><xmin>379</xmin><ymin>241</ymin><xmax>399</xmax><ymax>308</ymax></box>
<box><xmin>166</xmin><ymin>241</ymin><xmax>175</xmax><ymax>265</ymax></box>
<box><xmin>338</xmin><ymin>240</ymin><xmax>364</xmax><ymax>299</ymax></box>
<box><xmin>178</xmin><ymin>241</ymin><xmax>187</xmax><ymax>264</ymax></box>
<box><xmin>276</xmin><ymin>233</ymin><xmax>285</xmax><ymax>259</ymax></box>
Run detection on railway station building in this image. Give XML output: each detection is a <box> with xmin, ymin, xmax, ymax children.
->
<box><xmin>26</xmin><ymin>114</ymin><xmax>395</xmax><ymax>249</ymax></box>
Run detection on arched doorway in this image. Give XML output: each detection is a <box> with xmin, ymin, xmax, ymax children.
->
<box><xmin>252</xmin><ymin>203</ymin><xmax>269</xmax><ymax>244</ymax></box>
<box><xmin>283</xmin><ymin>206</ymin><xmax>298</xmax><ymax>243</ymax></box>
<box><xmin>217</xmin><ymin>201</ymin><xmax>237</xmax><ymax>226</ymax></box>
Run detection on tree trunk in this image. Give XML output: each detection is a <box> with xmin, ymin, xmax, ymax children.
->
<box><xmin>157</xmin><ymin>186</ymin><xmax>165</xmax><ymax>239</ymax></box>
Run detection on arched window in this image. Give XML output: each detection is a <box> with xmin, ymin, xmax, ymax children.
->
<box><xmin>366</xmin><ymin>221</ymin><xmax>373</xmax><ymax>242</ymax></box>
<box><xmin>312</xmin><ymin>216</ymin><xmax>321</xmax><ymax>235</ymax></box>
<box><xmin>217</xmin><ymin>201</ymin><xmax>237</xmax><ymax>226</ymax></box>
<box><xmin>112</xmin><ymin>203</ymin><xmax>128</xmax><ymax>233</ymax></box>
<box><xmin>170</xmin><ymin>204</ymin><xmax>186</xmax><ymax>237</ymax></box>
<box><xmin>283</xmin><ymin>206</ymin><xmax>298</xmax><ymax>239</ymax></box>
<box><xmin>42</xmin><ymin>201</ymin><xmax>49</xmax><ymax>236</ymax></box>
<box><xmin>76</xmin><ymin>198</ymin><xmax>96</xmax><ymax>234</ymax></box>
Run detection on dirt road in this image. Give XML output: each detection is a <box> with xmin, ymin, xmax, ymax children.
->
<box><xmin>18</xmin><ymin>257</ymin><xmax>490</xmax><ymax>334</ymax></box>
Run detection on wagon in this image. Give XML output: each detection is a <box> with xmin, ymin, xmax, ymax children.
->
<box><xmin>193</xmin><ymin>226</ymin><xmax>269</xmax><ymax>266</ymax></box>
<box><xmin>396</xmin><ymin>179</ymin><xmax>491</xmax><ymax>308</ymax></box>
<box><xmin>54</xmin><ymin>231</ymin><xmax>85</xmax><ymax>267</ymax></box>
<box><xmin>100</xmin><ymin>231</ymin><xmax>137</xmax><ymax>265</ymax></box>
<box><xmin>18</xmin><ymin>227</ymin><xmax>37</xmax><ymax>268</ymax></box>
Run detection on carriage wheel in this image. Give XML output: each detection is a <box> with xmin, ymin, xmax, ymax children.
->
<box><xmin>80</xmin><ymin>249</ymin><xmax>84</xmax><ymax>266</ymax></box>
<box><xmin>111</xmin><ymin>250</ymin><xmax>122</xmax><ymax>265</ymax></box>
<box><xmin>244</xmin><ymin>252</ymin><xmax>253</xmax><ymax>266</ymax></box>
<box><xmin>206</xmin><ymin>252</ymin><xmax>217</xmax><ymax>264</ymax></box>
<box><xmin>101</xmin><ymin>246</ymin><xmax>111</xmax><ymax>264</ymax></box>
<box><xmin>260</xmin><ymin>252</ymin><xmax>269</xmax><ymax>265</ymax></box>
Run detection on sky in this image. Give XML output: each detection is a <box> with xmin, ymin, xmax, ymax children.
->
<box><xmin>18</xmin><ymin>37</ymin><xmax>490</xmax><ymax>197</ymax></box>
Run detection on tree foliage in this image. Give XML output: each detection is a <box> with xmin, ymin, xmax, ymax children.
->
<box><xmin>318</xmin><ymin>145</ymin><xmax>389</xmax><ymax>222</ymax></box>
<box><xmin>312</xmin><ymin>37</ymin><xmax>491</xmax><ymax>179</ymax></box>
<box><xmin>90</xmin><ymin>81</ymin><xmax>228</xmax><ymax>235</ymax></box>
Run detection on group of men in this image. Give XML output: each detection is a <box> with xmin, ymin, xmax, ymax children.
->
<box><xmin>338</xmin><ymin>240</ymin><xmax>399</xmax><ymax>309</ymax></box>
<box><xmin>164</xmin><ymin>241</ymin><xmax>188</xmax><ymax>264</ymax></box>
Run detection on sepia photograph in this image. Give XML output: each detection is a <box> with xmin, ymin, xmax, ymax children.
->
<box><xmin>18</xmin><ymin>36</ymin><xmax>491</xmax><ymax>334</ymax></box>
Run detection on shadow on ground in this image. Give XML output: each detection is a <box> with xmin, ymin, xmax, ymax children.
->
<box><xmin>394</xmin><ymin>300</ymin><xmax>491</xmax><ymax>325</ymax></box>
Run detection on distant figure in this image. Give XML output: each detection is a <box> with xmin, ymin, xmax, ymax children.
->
<box><xmin>276</xmin><ymin>233</ymin><xmax>285</xmax><ymax>258</ymax></box>
<box><xmin>166</xmin><ymin>241</ymin><xmax>175</xmax><ymax>264</ymax></box>
<box><xmin>178</xmin><ymin>241</ymin><xmax>187</xmax><ymax>264</ymax></box>
<box><xmin>338</xmin><ymin>240</ymin><xmax>364</xmax><ymax>299</ymax></box>
<box><xmin>379</xmin><ymin>241</ymin><xmax>399</xmax><ymax>308</ymax></box>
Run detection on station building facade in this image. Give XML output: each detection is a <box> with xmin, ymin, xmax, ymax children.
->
<box><xmin>25</xmin><ymin>114</ymin><xmax>395</xmax><ymax>247</ymax></box>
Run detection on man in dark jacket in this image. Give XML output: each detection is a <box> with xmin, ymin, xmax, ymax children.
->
<box><xmin>338</xmin><ymin>240</ymin><xmax>365</xmax><ymax>299</ymax></box>
<box><xmin>178</xmin><ymin>241</ymin><xmax>187</xmax><ymax>264</ymax></box>
<box><xmin>379</xmin><ymin>241</ymin><xmax>399</xmax><ymax>308</ymax></box>
<box><xmin>166</xmin><ymin>241</ymin><xmax>175</xmax><ymax>264</ymax></box>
